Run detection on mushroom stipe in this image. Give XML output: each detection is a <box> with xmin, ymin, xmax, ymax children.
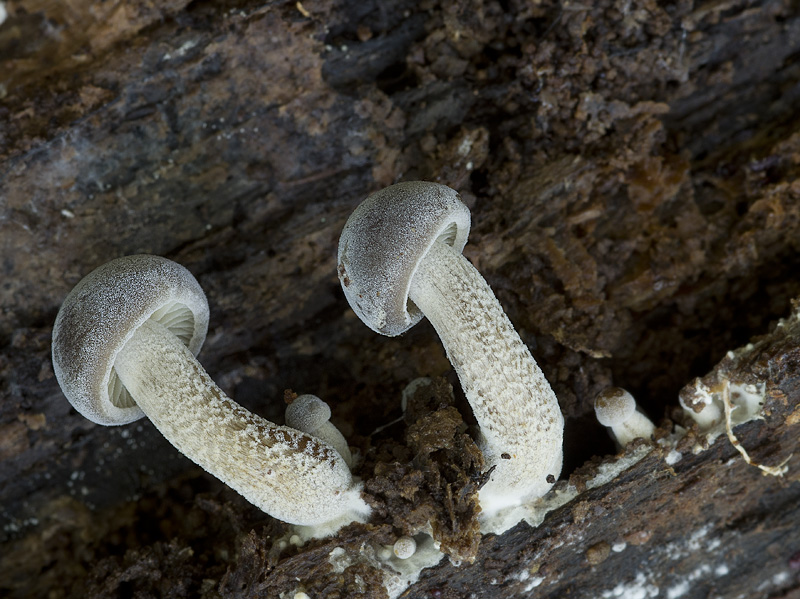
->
<box><xmin>52</xmin><ymin>255</ymin><xmax>369</xmax><ymax>534</ymax></box>
<box><xmin>338</xmin><ymin>181</ymin><xmax>565</xmax><ymax>533</ymax></box>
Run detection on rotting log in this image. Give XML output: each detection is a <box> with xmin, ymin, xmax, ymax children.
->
<box><xmin>1</xmin><ymin>0</ymin><xmax>800</xmax><ymax>597</ymax></box>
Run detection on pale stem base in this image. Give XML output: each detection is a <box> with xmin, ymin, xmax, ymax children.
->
<box><xmin>408</xmin><ymin>240</ymin><xmax>564</xmax><ymax>515</ymax></box>
<box><xmin>611</xmin><ymin>410</ymin><xmax>656</xmax><ymax>446</ymax></box>
<box><xmin>683</xmin><ymin>400</ymin><xmax>723</xmax><ymax>429</ymax></box>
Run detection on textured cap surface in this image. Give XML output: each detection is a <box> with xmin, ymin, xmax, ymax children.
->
<box><xmin>52</xmin><ymin>255</ymin><xmax>209</xmax><ymax>425</ymax></box>
<box><xmin>337</xmin><ymin>181</ymin><xmax>470</xmax><ymax>336</ymax></box>
<box><xmin>594</xmin><ymin>387</ymin><xmax>637</xmax><ymax>427</ymax></box>
<box><xmin>285</xmin><ymin>395</ymin><xmax>331</xmax><ymax>431</ymax></box>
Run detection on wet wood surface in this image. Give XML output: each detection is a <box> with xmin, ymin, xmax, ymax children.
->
<box><xmin>1</xmin><ymin>0</ymin><xmax>800</xmax><ymax>597</ymax></box>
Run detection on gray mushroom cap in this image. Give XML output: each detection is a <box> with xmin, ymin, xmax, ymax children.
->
<box><xmin>52</xmin><ymin>255</ymin><xmax>209</xmax><ymax>426</ymax></box>
<box><xmin>337</xmin><ymin>181</ymin><xmax>470</xmax><ymax>336</ymax></box>
<box><xmin>286</xmin><ymin>394</ymin><xmax>331</xmax><ymax>431</ymax></box>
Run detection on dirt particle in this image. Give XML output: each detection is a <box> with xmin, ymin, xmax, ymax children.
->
<box><xmin>572</xmin><ymin>501</ymin><xmax>591</xmax><ymax>524</ymax></box>
<box><xmin>786</xmin><ymin>405</ymin><xmax>800</xmax><ymax>426</ymax></box>
<box><xmin>586</xmin><ymin>541</ymin><xmax>611</xmax><ymax>565</ymax></box>
<box><xmin>18</xmin><ymin>412</ymin><xmax>47</xmax><ymax>431</ymax></box>
<box><xmin>0</xmin><ymin>420</ymin><xmax>29</xmax><ymax>460</ymax></box>
<box><xmin>624</xmin><ymin>530</ymin><xmax>653</xmax><ymax>546</ymax></box>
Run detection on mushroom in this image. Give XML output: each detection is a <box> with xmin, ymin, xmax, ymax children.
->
<box><xmin>594</xmin><ymin>387</ymin><xmax>656</xmax><ymax>447</ymax></box>
<box><xmin>52</xmin><ymin>255</ymin><xmax>370</xmax><ymax>533</ymax></box>
<box><xmin>679</xmin><ymin>378</ymin><xmax>723</xmax><ymax>429</ymax></box>
<box><xmin>286</xmin><ymin>394</ymin><xmax>354</xmax><ymax>468</ymax></box>
<box><xmin>393</xmin><ymin>536</ymin><xmax>417</xmax><ymax>560</ymax></box>
<box><xmin>337</xmin><ymin>181</ymin><xmax>564</xmax><ymax>521</ymax></box>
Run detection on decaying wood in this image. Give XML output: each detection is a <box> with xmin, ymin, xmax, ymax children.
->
<box><xmin>1</xmin><ymin>0</ymin><xmax>800</xmax><ymax>597</ymax></box>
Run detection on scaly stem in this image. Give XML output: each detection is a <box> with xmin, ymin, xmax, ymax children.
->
<box><xmin>114</xmin><ymin>319</ymin><xmax>369</xmax><ymax>528</ymax></box>
<box><xmin>408</xmin><ymin>240</ymin><xmax>564</xmax><ymax>513</ymax></box>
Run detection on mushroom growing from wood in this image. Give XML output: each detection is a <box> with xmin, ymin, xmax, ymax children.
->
<box><xmin>679</xmin><ymin>378</ymin><xmax>723</xmax><ymax>429</ymax></box>
<box><xmin>393</xmin><ymin>535</ymin><xmax>417</xmax><ymax>559</ymax></box>
<box><xmin>52</xmin><ymin>255</ymin><xmax>369</xmax><ymax>533</ymax></box>
<box><xmin>285</xmin><ymin>394</ymin><xmax>354</xmax><ymax>468</ymax></box>
<box><xmin>337</xmin><ymin>181</ymin><xmax>564</xmax><ymax>526</ymax></box>
<box><xmin>594</xmin><ymin>387</ymin><xmax>656</xmax><ymax>447</ymax></box>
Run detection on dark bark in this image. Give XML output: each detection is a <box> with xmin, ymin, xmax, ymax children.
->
<box><xmin>1</xmin><ymin>0</ymin><xmax>800</xmax><ymax>597</ymax></box>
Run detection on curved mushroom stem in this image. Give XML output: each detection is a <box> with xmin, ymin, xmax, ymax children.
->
<box><xmin>407</xmin><ymin>239</ymin><xmax>564</xmax><ymax>516</ymax></box>
<box><xmin>114</xmin><ymin>319</ymin><xmax>370</xmax><ymax>531</ymax></box>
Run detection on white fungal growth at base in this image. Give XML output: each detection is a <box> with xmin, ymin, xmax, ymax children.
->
<box><xmin>408</xmin><ymin>239</ymin><xmax>564</xmax><ymax>531</ymax></box>
<box><xmin>665</xmin><ymin>579</ymin><xmax>690</xmax><ymax>599</ymax></box>
<box><xmin>287</xmin><ymin>445</ymin><xmax>659</xmax><ymax>598</ymax></box>
<box><xmin>326</xmin><ymin>535</ymin><xmax>445</xmax><ymax>599</ymax></box>
<box><xmin>677</xmin><ymin>378</ymin><xmax>770</xmax><ymax>449</ymax></box>
<box><xmin>661</xmin><ymin>327</ymin><xmax>790</xmax><ymax>478</ymax></box>
<box><xmin>727</xmin><ymin>381</ymin><xmax>766</xmax><ymax>421</ymax></box>
<box><xmin>655</xmin><ymin>375</ymin><xmax>788</xmax><ymax>481</ymax></box>
<box><xmin>600</xmin><ymin>572</ymin><xmax>659</xmax><ymax>599</ymax></box>
<box><xmin>609</xmin><ymin>409</ymin><xmax>655</xmax><ymax>446</ymax></box>
<box><xmin>382</xmin><ymin>536</ymin><xmax>445</xmax><ymax>598</ymax></box>
<box><xmin>721</xmin><ymin>381</ymin><xmax>789</xmax><ymax>476</ymax></box>
<box><xmin>481</xmin><ymin>445</ymin><xmax>653</xmax><ymax>535</ymax></box>
<box><xmin>524</xmin><ymin>576</ymin><xmax>546</xmax><ymax>592</ymax></box>
<box><xmin>664</xmin><ymin>449</ymin><xmax>683</xmax><ymax>465</ymax></box>
<box><xmin>664</xmin><ymin>559</ymin><xmax>732</xmax><ymax>599</ymax></box>
<box><xmin>114</xmin><ymin>319</ymin><xmax>370</xmax><ymax>531</ymax></box>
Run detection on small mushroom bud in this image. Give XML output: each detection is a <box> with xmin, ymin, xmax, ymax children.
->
<box><xmin>52</xmin><ymin>255</ymin><xmax>369</xmax><ymax>533</ymax></box>
<box><xmin>679</xmin><ymin>378</ymin><xmax>723</xmax><ymax>429</ymax></box>
<box><xmin>286</xmin><ymin>395</ymin><xmax>353</xmax><ymax>468</ymax></box>
<box><xmin>393</xmin><ymin>536</ymin><xmax>417</xmax><ymax>560</ymax></box>
<box><xmin>594</xmin><ymin>387</ymin><xmax>656</xmax><ymax>447</ymax></box>
<box><xmin>337</xmin><ymin>182</ymin><xmax>564</xmax><ymax>524</ymax></box>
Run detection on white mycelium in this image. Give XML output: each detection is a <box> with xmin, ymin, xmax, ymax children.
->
<box><xmin>53</xmin><ymin>255</ymin><xmax>369</xmax><ymax>533</ymax></box>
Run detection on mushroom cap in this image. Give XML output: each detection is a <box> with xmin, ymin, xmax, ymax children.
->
<box><xmin>52</xmin><ymin>255</ymin><xmax>209</xmax><ymax>426</ymax></box>
<box><xmin>392</xmin><ymin>535</ymin><xmax>417</xmax><ymax>559</ymax></box>
<box><xmin>285</xmin><ymin>394</ymin><xmax>331</xmax><ymax>431</ymax></box>
<box><xmin>594</xmin><ymin>387</ymin><xmax>637</xmax><ymax>427</ymax></box>
<box><xmin>337</xmin><ymin>181</ymin><xmax>470</xmax><ymax>336</ymax></box>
